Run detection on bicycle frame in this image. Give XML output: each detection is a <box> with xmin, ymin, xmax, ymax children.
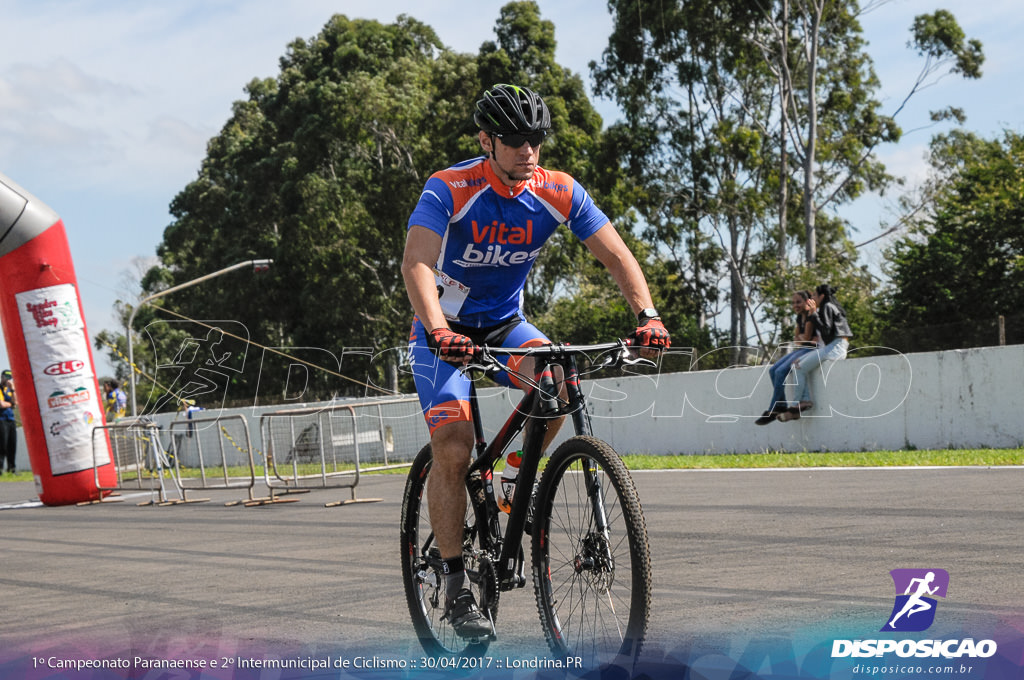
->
<box><xmin>402</xmin><ymin>338</ymin><xmax>655</xmax><ymax>658</ymax></box>
<box><xmin>462</xmin><ymin>343</ymin><xmax>619</xmax><ymax>591</ymax></box>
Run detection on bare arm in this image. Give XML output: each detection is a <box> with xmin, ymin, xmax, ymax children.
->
<box><xmin>401</xmin><ymin>225</ymin><xmax>448</xmax><ymax>332</ymax></box>
<box><xmin>582</xmin><ymin>223</ymin><xmax>655</xmax><ymax>315</ymax></box>
<box><xmin>794</xmin><ymin>317</ymin><xmax>814</xmax><ymax>343</ymax></box>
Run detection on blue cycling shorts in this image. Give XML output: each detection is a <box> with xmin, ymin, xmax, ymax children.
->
<box><xmin>407</xmin><ymin>315</ymin><xmax>550</xmax><ymax>435</ymax></box>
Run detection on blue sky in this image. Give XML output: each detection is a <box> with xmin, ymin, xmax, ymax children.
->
<box><xmin>1</xmin><ymin>0</ymin><xmax>1020</xmax><ymax>376</ymax></box>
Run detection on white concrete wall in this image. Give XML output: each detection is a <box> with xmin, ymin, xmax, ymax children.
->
<box><xmin>477</xmin><ymin>344</ymin><xmax>1024</xmax><ymax>455</ymax></box>
<box><xmin>11</xmin><ymin>345</ymin><xmax>1020</xmax><ymax>471</ymax></box>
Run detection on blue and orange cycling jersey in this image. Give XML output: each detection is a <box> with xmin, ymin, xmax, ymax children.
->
<box><xmin>407</xmin><ymin>156</ymin><xmax>609</xmax><ymax>328</ymax></box>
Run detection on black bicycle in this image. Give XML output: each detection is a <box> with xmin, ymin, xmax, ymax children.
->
<box><xmin>400</xmin><ymin>340</ymin><xmax>653</xmax><ymax>664</ymax></box>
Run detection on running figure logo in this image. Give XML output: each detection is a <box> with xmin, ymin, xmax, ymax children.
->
<box><xmin>142</xmin><ymin>321</ymin><xmax>248</xmax><ymax>415</ymax></box>
<box><xmin>882</xmin><ymin>568</ymin><xmax>949</xmax><ymax>632</ymax></box>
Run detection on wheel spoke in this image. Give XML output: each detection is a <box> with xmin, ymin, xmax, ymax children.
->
<box><xmin>532</xmin><ymin>438</ymin><xmax>650</xmax><ymax>665</ymax></box>
<box><xmin>401</xmin><ymin>445</ymin><xmax>495</xmax><ymax>657</ymax></box>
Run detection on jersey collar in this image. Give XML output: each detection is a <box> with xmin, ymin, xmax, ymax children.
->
<box><xmin>483</xmin><ymin>156</ymin><xmax>530</xmax><ymax>198</ymax></box>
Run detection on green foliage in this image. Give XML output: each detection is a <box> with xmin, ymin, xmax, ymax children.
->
<box><xmin>102</xmin><ymin>3</ymin><xmax>652</xmax><ymax>409</ymax></box>
<box><xmin>110</xmin><ymin>14</ymin><xmax>477</xmax><ymax>408</ymax></box>
<box><xmin>591</xmin><ymin>0</ymin><xmax>981</xmax><ymax>361</ymax></box>
<box><xmin>910</xmin><ymin>10</ymin><xmax>984</xmax><ymax>79</ymax></box>
<box><xmin>94</xmin><ymin>1</ymin><xmax>993</xmax><ymax>412</ymax></box>
<box><xmin>882</xmin><ymin>129</ymin><xmax>1024</xmax><ymax>351</ymax></box>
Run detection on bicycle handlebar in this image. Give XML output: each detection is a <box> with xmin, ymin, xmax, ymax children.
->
<box><xmin>479</xmin><ymin>339</ymin><xmax>630</xmax><ymax>356</ymax></box>
<box><xmin>462</xmin><ymin>339</ymin><xmax>657</xmax><ymax>376</ymax></box>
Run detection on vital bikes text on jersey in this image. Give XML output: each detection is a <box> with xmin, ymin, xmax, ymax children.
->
<box><xmin>408</xmin><ymin>157</ymin><xmax>608</xmax><ymax>327</ymax></box>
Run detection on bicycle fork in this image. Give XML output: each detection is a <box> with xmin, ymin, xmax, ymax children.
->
<box><xmin>562</xmin><ymin>360</ymin><xmax>616</xmax><ymax>575</ymax></box>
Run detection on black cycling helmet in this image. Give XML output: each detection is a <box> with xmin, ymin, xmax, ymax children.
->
<box><xmin>474</xmin><ymin>83</ymin><xmax>551</xmax><ymax>134</ymax></box>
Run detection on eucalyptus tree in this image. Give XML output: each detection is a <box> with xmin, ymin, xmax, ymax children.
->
<box><xmin>756</xmin><ymin>3</ymin><xmax>983</xmax><ymax>264</ymax></box>
<box><xmin>593</xmin><ymin>0</ymin><xmax>785</xmax><ymax>359</ymax></box>
<box><xmin>593</xmin><ymin>0</ymin><xmax>982</xmax><ymax>358</ymax></box>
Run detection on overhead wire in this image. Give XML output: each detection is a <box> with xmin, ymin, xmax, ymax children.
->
<box><xmin>110</xmin><ymin>302</ymin><xmax>398</xmax><ymax>401</ymax></box>
<box><xmin>148</xmin><ymin>304</ymin><xmax>398</xmax><ymax>396</ymax></box>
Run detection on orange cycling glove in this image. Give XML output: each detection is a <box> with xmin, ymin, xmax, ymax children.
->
<box><xmin>631</xmin><ymin>317</ymin><xmax>671</xmax><ymax>350</ymax></box>
<box><xmin>427</xmin><ymin>328</ymin><xmax>476</xmax><ymax>362</ymax></box>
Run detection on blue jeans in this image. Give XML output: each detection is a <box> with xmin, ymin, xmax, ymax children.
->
<box><xmin>767</xmin><ymin>348</ymin><xmax>812</xmax><ymax>411</ymax></box>
<box><xmin>788</xmin><ymin>338</ymin><xmax>849</xmax><ymax>406</ymax></box>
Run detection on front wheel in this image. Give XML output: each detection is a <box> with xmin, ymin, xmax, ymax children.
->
<box><xmin>531</xmin><ymin>436</ymin><xmax>651</xmax><ymax>665</ymax></box>
<box><xmin>400</xmin><ymin>444</ymin><xmax>497</xmax><ymax>657</ymax></box>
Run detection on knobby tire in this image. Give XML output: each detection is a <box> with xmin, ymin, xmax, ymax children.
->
<box><xmin>530</xmin><ymin>435</ymin><xmax>652</xmax><ymax>666</ymax></box>
<box><xmin>400</xmin><ymin>444</ymin><xmax>496</xmax><ymax>657</ymax></box>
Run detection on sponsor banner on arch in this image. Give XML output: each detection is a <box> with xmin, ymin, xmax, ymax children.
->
<box><xmin>15</xmin><ymin>283</ymin><xmax>108</xmax><ymax>475</ymax></box>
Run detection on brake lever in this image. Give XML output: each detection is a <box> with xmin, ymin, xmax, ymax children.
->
<box><xmin>621</xmin><ymin>354</ymin><xmax>657</xmax><ymax>369</ymax></box>
<box><xmin>587</xmin><ymin>344</ymin><xmax>656</xmax><ymax>372</ymax></box>
<box><xmin>459</xmin><ymin>348</ymin><xmax>503</xmax><ymax>376</ymax></box>
<box><xmin>618</xmin><ymin>345</ymin><xmax>657</xmax><ymax>369</ymax></box>
<box><xmin>460</xmin><ymin>360</ymin><xmax>503</xmax><ymax>376</ymax></box>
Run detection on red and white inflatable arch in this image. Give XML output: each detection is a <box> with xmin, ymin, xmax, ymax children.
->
<box><xmin>0</xmin><ymin>172</ymin><xmax>115</xmax><ymax>505</ymax></box>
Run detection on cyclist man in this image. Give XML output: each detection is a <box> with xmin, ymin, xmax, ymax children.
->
<box><xmin>402</xmin><ymin>83</ymin><xmax>670</xmax><ymax>639</ymax></box>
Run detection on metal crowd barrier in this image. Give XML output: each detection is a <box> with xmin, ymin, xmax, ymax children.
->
<box><xmin>86</xmin><ymin>397</ymin><xmax>428</xmax><ymax>508</ymax></box>
<box><xmin>166</xmin><ymin>413</ymin><xmax>259</xmax><ymax>506</ymax></box>
<box><xmin>260</xmin><ymin>397</ymin><xmax>424</xmax><ymax>507</ymax></box>
<box><xmin>90</xmin><ymin>418</ymin><xmax>203</xmax><ymax>506</ymax></box>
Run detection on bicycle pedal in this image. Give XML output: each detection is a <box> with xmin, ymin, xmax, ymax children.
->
<box><xmin>500</xmin><ymin>574</ymin><xmax>526</xmax><ymax>589</ymax></box>
<box><xmin>464</xmin><ymin>632</ymin><xmax>496</xmax><ymax>644</ymax></box>
<box><xmin>459</xmin><ymin>616</ymin><xmax>498</xmax><ymax>644</ymax></box>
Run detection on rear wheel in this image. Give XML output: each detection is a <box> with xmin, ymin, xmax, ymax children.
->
<box><xmin>531</xmin><ymin>436</ymin><xmax>651</xmax><ymax>666</ymax></box>
<box><xmin>400</xmin><ymin>444</ymin><xmax>497</xmax><ymax>656</ymax></box>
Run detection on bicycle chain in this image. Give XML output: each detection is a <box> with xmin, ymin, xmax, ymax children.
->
<box><xmin>473</xmin><ymin>552</ymin><xmax>501</xmax><ymax>620</ymax></box>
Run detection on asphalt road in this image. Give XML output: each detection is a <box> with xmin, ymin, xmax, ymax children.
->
<box><xmin>2</xmin><ymin>466</ymin><xmax>1023</xmax><ymax>676</ymax></box>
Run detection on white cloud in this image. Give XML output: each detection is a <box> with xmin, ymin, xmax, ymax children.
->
<box><xmin>0</xmin><ymin>57</ymin><xmax>138</xmax><ymax>177</ymax></box>
<box><xmin>7</xmin><ymin>57</ymin><xmax>138</xmax><ymax>104</ymax></box>
<box><xmin>0</xmin><ymin>74</ymin><xmax>36</xmax><ymax>113</ymax></box>
<box><xmin>145</xmin><ymin>116</ymin><xmax>209</xmax><ymax>153</ymax></box>
<box><xmin>878</xmin><ymin>143</ymin><xmax>932</xmax><ymax>190</ymax></box>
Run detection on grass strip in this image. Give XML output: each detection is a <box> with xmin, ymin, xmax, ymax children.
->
<box><xmin>3</xmin><ymin>448</ymin><xmax>1021</xmax><ymax>483</ymax></box>
<box><xmin>621</xmin><ymin>448</ymin><xmax>1024</xmax><ymax>470</ymax></box>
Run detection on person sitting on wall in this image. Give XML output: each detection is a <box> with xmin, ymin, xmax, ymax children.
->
<box><xmin>778</xmin><ymin>283</ymin><xmax>853</xmax><ymax>421</ymax></box>
<box><xmin>755</xmin><ymin>290</ymin><xmax>819</xmax><ymax>426</ymax></box>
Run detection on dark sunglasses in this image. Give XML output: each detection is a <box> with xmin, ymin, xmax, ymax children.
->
<box><xmin>493</xmin><ymin>130</ymin><xmax>547</xmax><ymax>148</ymax></box>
